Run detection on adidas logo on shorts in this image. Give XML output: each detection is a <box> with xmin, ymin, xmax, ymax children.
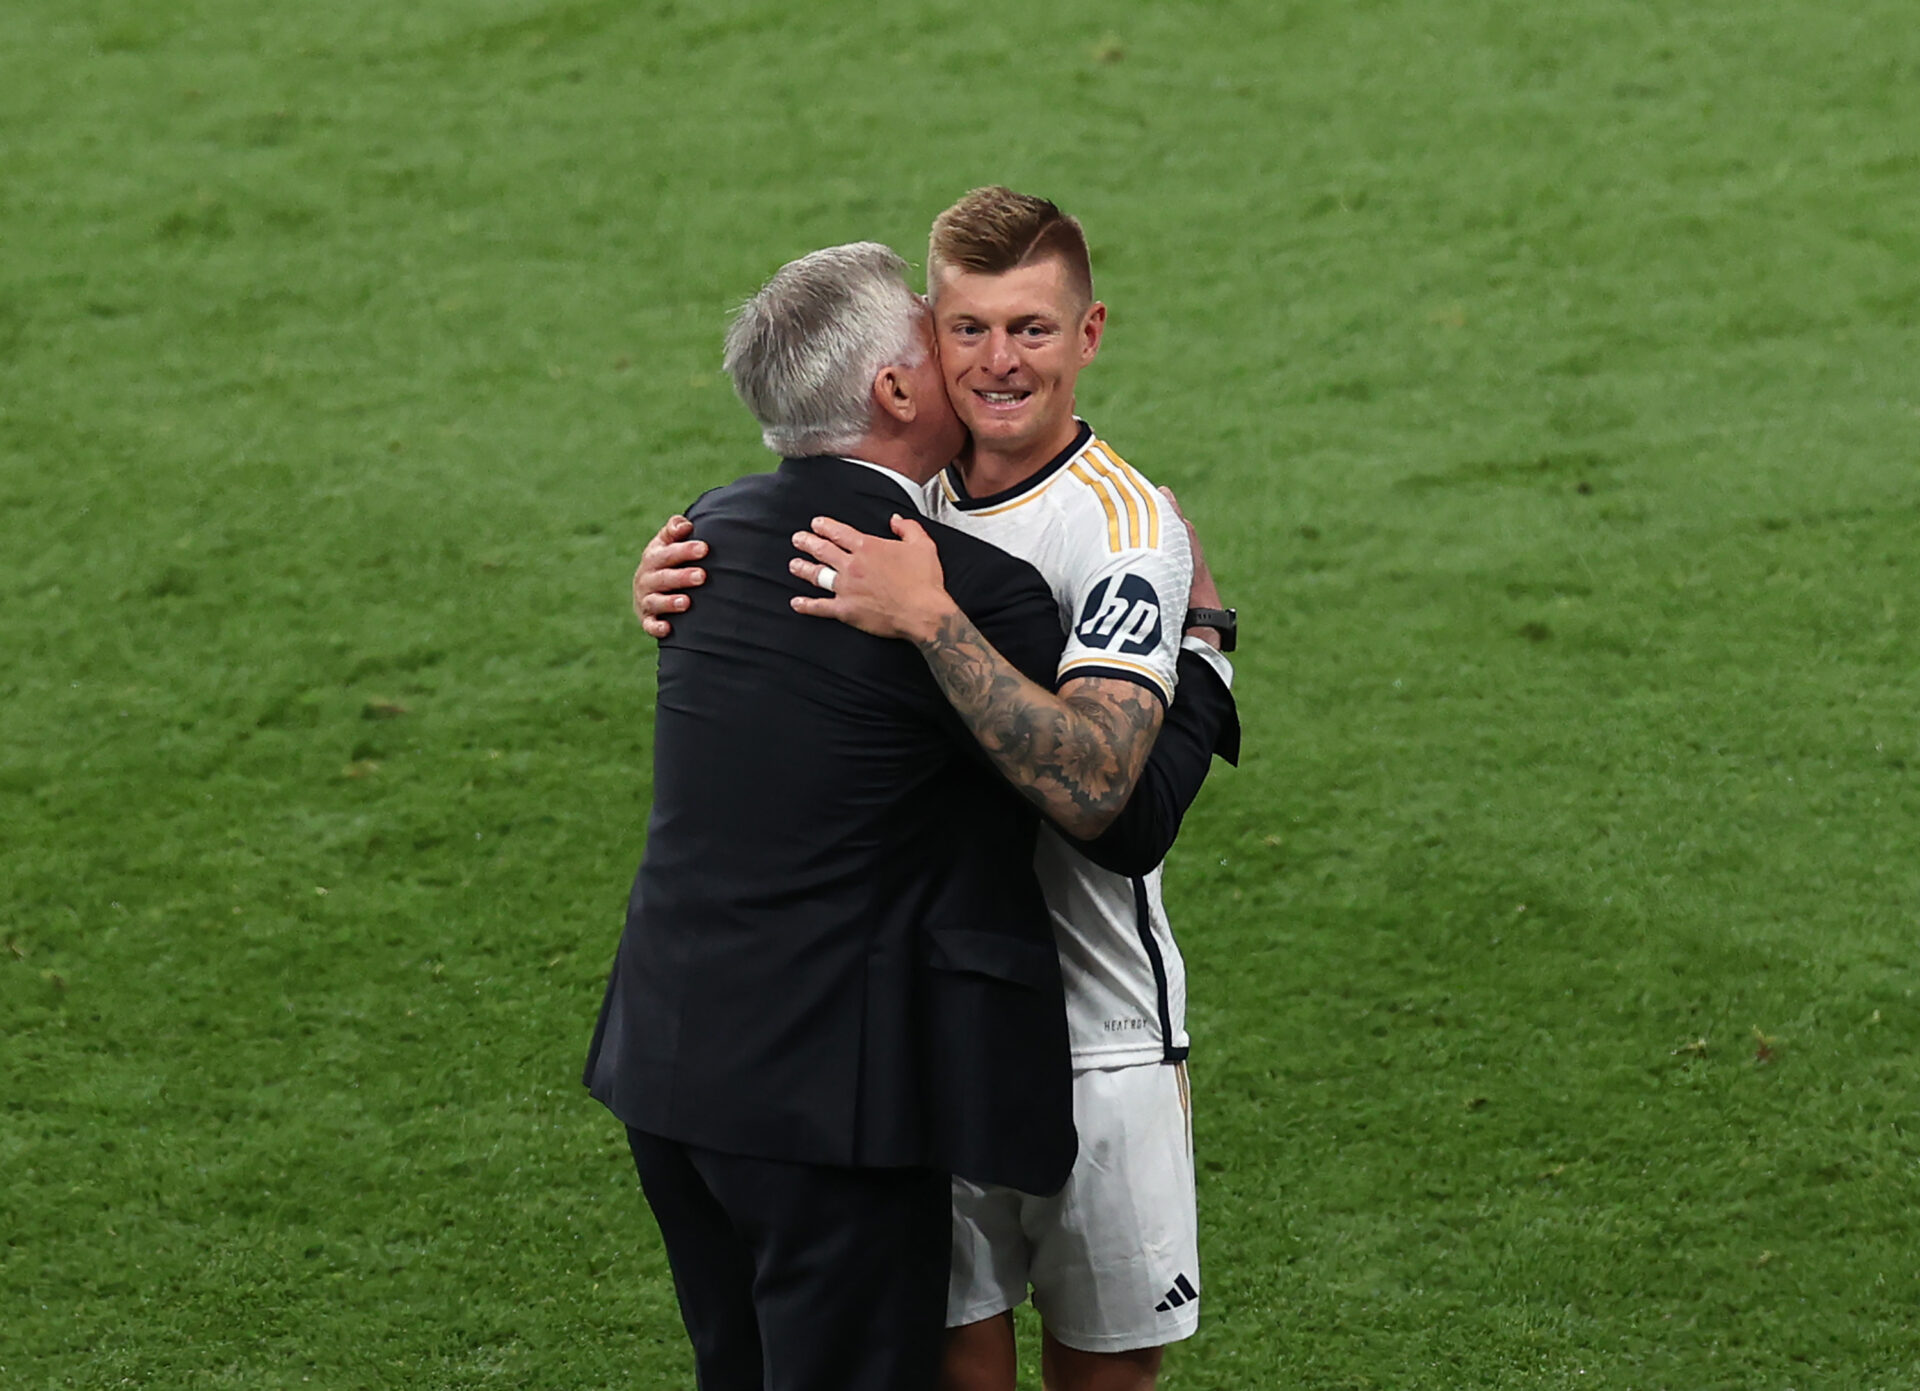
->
<box><xmin>1154</xmin><ymin>1273</ymin><xmax>1199</xmax><ymax>1312</ymax></box>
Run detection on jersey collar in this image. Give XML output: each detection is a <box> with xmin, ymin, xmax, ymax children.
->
<box><xmin>941</xmin><ymin>419</ymin><xmax>1093</xmax><ymax>512</ymax></box>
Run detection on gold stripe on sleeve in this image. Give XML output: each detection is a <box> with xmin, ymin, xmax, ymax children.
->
<box><xmin>1126</xmin><ymin>460</ymin><xmax>1163</xmax><ymax>550</ymax></box>
<box><xmin>1086</xmin><ymin>451</ymin><xmax>1143</xmax><ymax>548</ymax></box>
<box><xmin>1090</xmin><ymin>443</ymin><xmax>1161</xmax><ymax>550</ymax></box>
<box><xmin>1067</xmin><ymin>462</ymin><xmax>1124</xmax><ymax>552</ymax></box>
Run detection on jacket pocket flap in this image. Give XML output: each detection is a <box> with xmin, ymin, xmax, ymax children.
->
<box><xmin>926</xmin><ymin>929</ymin><xmax>1056</xmax><ymax>990</ymax></box>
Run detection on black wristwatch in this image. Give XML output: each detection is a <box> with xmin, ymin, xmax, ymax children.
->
<box><xmin>1183</xmin><ymin>606</ymin><xmax>1237</xmax><ymax>653</ymax></box>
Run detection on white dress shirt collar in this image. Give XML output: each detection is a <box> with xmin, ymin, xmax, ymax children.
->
<box><xmin>837</xmin><ymin>457</ymin><xmax>926</xmax><ymax>513</ymax></box>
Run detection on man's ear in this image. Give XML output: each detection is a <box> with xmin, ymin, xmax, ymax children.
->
<box><xmin>872</xmin><ymin>365</ymin><xmax>917</xmax><ymax>425</ymax></box>
<box><xmin>1079</xmin><ymin>301</ymin><xmax>1107</xmax><ymax>366</ymax></box>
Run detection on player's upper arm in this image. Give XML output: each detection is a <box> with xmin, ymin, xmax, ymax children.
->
<box><xmin>1054</xmin><ymin>479</ymin><xmax>1193</xmax><ymax>709</ymax></box>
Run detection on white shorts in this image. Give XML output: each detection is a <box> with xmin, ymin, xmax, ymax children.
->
<box><xmin>948</xmin><ymin>1061</ymin><xmax>1199</xmax><ymax>1353</ymax></box>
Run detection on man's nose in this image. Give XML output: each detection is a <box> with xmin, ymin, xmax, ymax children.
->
<box><xmin>987</xmin><ymin>331</ymin><xmax>1018</xmax><ymax>375</ymax></box>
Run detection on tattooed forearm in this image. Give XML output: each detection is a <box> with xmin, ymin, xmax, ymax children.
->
<box><xmin>916</xmin><ymin>611</ymin><xmax>1164</xmax><ymax>840</ymax></box>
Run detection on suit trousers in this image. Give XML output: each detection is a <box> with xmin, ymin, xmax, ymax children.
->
<box><xmin>626</xmin><ymin>1127</ymin><xmax>950</xmax><ymax>1391</ymax></box>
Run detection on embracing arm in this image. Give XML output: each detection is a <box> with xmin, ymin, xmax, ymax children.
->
<box><xmin>790</xmin><ymin>514</ymin><xmax>1163</xmax><ymax>840</ymax></box>
<box><xmin>630</xmin><ymin>514</ymin><xmax>708</xmax><ymax>639</ymax></box>
<box><xmin>914</xmin><ymin>613</ymin><xmax>1164</xmax><ymax>840</ymax></box>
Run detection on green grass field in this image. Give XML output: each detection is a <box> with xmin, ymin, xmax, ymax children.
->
<box><xmin>5</xmin><ymin>1</ymin><xmax>1919</xmax><ymax>1386</ymax></box>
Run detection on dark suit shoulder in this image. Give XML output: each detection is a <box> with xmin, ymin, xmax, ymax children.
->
<box><xmin>689</xmin><ymin>458</ymin><xmax>929</xmax><ymax>537</ymax></box>
<box><xmin>681</xmin><ymin>479</ymin><xmax>734</xmax><ymax>515</ymax></box>
<box><xmin>917</xmin><ymin>514</ymin><xmax>1036</xmax><ymax>584</ymax></box>
<box><xmin>918</xmin><ymin>518</ymin><xmax>1064</xmax><ymax>693</ymax></box>
<box><xmin>685</xmin><ymin>460</ymin><xmax>1063</xmax><ymax>697</ymax></box>
<box><xmin>684</xmin><ymin>467</ymin><xmax>783</xmax><ymax>521</ymax></box>
<box><xmin>920</xmin><ymin>517</ymin><xmax>1046</xmax><ymax>604</ymax></box>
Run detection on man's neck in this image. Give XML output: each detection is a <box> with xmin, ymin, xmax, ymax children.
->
<box><xmin>955</xmin><ymin>417</ymin><xmax>1083</xmax><ymax>497</ymax></box>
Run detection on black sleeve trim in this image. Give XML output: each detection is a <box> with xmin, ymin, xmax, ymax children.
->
<box><xmin>1054</xmin><ymin>663</ymin><xmax>1170</xmax><ymax>709</ymax></box>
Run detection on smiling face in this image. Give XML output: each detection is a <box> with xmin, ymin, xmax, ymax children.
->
<box><xmin>931</xmin><ymin>257</ymin><xmax>1106</xmax><ymax>475</ymax></box>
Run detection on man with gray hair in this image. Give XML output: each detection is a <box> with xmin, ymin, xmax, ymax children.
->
<box><xmin>584</xmin><ymin>242</ymin><xmax>1086</xmax><ymax>1389</ymax></box>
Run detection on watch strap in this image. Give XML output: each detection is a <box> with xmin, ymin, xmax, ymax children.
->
<box><xmin>1184</xmin><ymin>606</ymin><xmax>1237</xmax><ymax>653</ymax></box>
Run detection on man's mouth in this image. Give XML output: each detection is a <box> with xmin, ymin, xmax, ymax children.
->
<box><xmin>975</xmin><ymin>389</ymin><xmax>1031</xmax><ymax>408</ymax></box>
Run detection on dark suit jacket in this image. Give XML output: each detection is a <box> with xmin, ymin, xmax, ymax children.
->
<box><xmin>585</xmin><ymin>456</ymin><xmax>1079</xmax><ymax>1194</ymax></box>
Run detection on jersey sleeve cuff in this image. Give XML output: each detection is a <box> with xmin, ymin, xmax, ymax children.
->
<box><xmin>1179</xmin><ymin>636</ymin><xmax>1235</xmax><ymax>691</ymax></box>
<box><xmin>1055</xmin><ymin>657</ymin><xmax>1173</xmax><ymax>708</ymax></box>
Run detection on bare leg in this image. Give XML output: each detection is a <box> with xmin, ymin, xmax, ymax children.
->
<box><xmin>942</xmin><ymin>1311</ymin><xmax>1018</xmax><ymax>1391</ymax></box>
<box><xmin>1041</xmin><ymin>1328</ymin><xmax>1163</xmax><ymax>1391</ymax></box>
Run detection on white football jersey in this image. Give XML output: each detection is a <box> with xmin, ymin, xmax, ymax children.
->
<box><xmin>927</xmin><ymin>420</ymin><xmax>1204</xmax><ymax>1067</ymax></box>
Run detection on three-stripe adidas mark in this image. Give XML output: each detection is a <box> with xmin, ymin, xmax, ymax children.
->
<box><xmin>1154</xmin><ymin>1273</ymin><xmax>1199</xmax><ymax>1312</ymax></box>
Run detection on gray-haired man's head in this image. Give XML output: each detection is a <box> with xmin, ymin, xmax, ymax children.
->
<box><xmin>723</xmin><ymin>242</ymin><xmax>931</xmax><ymax>458</ymax></box>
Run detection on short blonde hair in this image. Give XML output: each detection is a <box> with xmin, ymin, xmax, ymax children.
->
<box><xmin>927</xmin><ymin>186</ymin><xmax>1094</xmax><ymax>308</ymax></box>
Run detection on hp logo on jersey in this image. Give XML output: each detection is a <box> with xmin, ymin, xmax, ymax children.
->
<box><xmin>1075</xmin><ymin>574</ymin><xmax>1163</xmax><ymax>655</ymax></box>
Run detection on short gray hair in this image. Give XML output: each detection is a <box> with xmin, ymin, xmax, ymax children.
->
<box><xmin>723</xmin><ymin>242</ymin><xmax>928</xmax><ymax>457</ymax></box>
